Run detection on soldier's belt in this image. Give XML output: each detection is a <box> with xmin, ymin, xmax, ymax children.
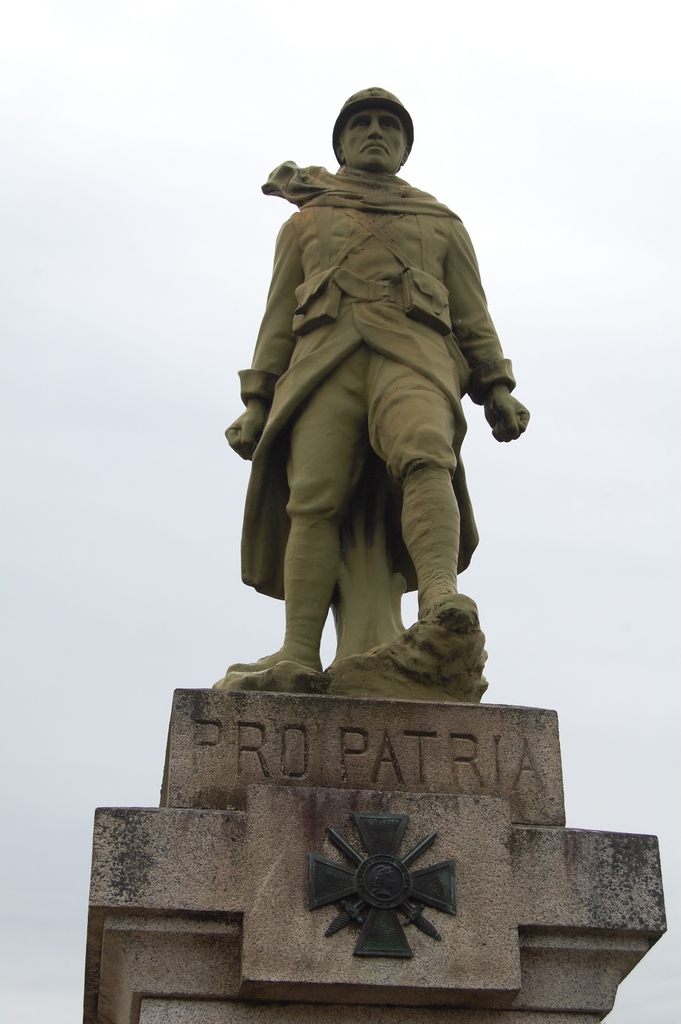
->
<box><xmin>333</xmin><ymin>267</ymin><xmax>401</xmax><ymax>303</ymax></box>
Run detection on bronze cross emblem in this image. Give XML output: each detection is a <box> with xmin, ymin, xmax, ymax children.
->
<box><xmin>308</xmin><ymin>812</ymin><xmax>456</xmax><ymax>958</ymax></box>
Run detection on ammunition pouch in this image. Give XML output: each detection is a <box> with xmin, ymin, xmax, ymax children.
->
<box><xmin>402</xmin><ymin>267</ymin><xmax>452</xmax><ymax>335</ymax></box>
<box><xmin>292</xmin><ymin>268</ymin><xmax>342</xmax><ymax>335</ymax></box>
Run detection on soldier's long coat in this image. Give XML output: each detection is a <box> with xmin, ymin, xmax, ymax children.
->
<box><xmin>238</xmin><ymin>164</ymin><xmax>515</xmax><ymax>600</ymax></box>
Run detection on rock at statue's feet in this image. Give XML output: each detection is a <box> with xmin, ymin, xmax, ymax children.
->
<box><xmin>214</xmin><ymin>650</ymin><xmax>324</xmax><ymax>694</ymax></box>
<box><xmin>326</xmin><ymin>593</ymin><xmax>488</xmax><ymax>702</ymax></box>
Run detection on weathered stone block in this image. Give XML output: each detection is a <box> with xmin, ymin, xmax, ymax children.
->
<box><xmin>510</xmin><ymin>827</ymin><xmax>666</xmax><ymax>932</ymax></box>
<box><xmin>98</xmin><ymin>915</ymin><xmax>241</xmax><ymax>1024</ymax></box>
<box><xmin>161</xmin><ymin>690</ymin><xmax>564</xmax><ymax>826</ymax></box>
<box><xmin>239</xmin><ymin>787</ymin><xmax>519</xmax><ymax>1006</ymax></box>
<box><xmin>139</xmin><ymin>1002</ymin><xmax>602</xmax><ymax>1023</ymax></box>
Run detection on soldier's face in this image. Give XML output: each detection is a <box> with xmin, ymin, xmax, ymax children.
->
<box><xmin>339</xmin><ymin>107</ymin><xmax>407</xmax><ymax>174</ymax></box>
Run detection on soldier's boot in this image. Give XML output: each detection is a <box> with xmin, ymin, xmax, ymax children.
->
<box><xmin>400</xmin><ymin>465</ymin><xmax>461</xmax><ymax>620</ymax></box>
<box><xmin>227</xmin><ymin>515</ymin><xmax>339</xmax><ymax>675</ymax></box>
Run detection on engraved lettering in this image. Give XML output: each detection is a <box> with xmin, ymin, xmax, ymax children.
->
<box><xmin>237</xmin><ymin>721</ymin><xmax>270</xmax><ymax>778</ymax></box>
<box><xmin>511</xmin><ymin>738</ymin><xmax>545</xmax><ymax>793</ymax></box>
<box><xmin>340</xmin><ymin>728</ymin><xmax>368</xmax><ymax>783</ymax></box>
<box><xmin>193</xmin><ymin>719</ymin><xmax>221</xmax><ymax>746</ymax></box>
<box><xmin>493</xmin><ymin>734</ymin><xmax>501</xmax><ymax>787</ymax></box>
<box><xmin>404</xmin><ymin>730</ymin><xmax>437</xmax><ymax>783</ymax></box>
<box><xmin>372</xmin><ymin>730</ymin><xmax>404</xmax><ymax>785</ymax></box>
<box><xmin>281</xmin><ymin>725</ymin><xmax>308</xmax><ymax>778</ymax></box>
<box><xmin>450</xmin><ymin>732</ymin><xmax>485</xmax><ymax>789</ymax></box>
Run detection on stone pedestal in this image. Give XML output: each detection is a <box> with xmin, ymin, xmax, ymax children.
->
<box><xmin>83</xmin><ymin>691</ymin><xmax>666</xmax><ymax>1023</ymax></box>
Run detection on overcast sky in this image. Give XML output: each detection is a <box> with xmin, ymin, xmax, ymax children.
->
<box><xmin>1</xmin><ymin>1</ymin><xmax>679</xmax><ymax>1021</ymax></box>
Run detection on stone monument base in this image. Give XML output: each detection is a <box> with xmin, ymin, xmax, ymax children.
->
<box><xmin>83</xmin><ymin>691</ymin><xmax>665</xmax><ymax>1023</ymax></box>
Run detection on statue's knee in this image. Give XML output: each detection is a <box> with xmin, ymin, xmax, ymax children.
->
<box><xmin>286</xmin><ymin>480</ymin><xmax>346</xmax><ymax>522</ymax></box>
<box><xmin>385</xmin><ymin>427</ymin><xmax>456</xmax><ymax>484</ymax></box>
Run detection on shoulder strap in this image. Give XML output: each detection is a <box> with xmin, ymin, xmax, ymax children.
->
<box><xmin>346</xmin><ymin>209</ymin><xmax>414</xmax><ymax>269</ymax></box>
<box><xmin>313</xmin><ymin>207</ymin><xmax>371</xmax><ymax>270</ymax></box>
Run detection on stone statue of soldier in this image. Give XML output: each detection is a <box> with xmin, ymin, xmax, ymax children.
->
<box><xmin>219</xmin><ymin>88</ymin><xmax>529</xmax><ymax>694</ymax></box>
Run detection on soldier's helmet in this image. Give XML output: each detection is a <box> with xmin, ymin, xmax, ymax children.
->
<box><xmin>332</xmin><ymin>87</ymin><xmax>414</xmax><ymax>167</ymax></box>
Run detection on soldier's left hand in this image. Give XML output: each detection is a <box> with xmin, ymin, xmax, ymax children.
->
<box><xmin>225</xmin><ymin>399</ymin><xmax>268</xmax><ymax>460</ymax></box>
<box><xmin>483</xmin><ymin>385</ymin><xmax>530</xmax><ymax>442</ymax></box>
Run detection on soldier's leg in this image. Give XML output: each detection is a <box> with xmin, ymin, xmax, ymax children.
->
<box><xmin>282</xmin><ymin>370</ymin><xmax>369</xmax><ymax>667</ymax></box>
<box><xmin>369</xmin><ymin>358</ymin><xmax>460</xmax><ymax>619</ymax></box>
<box><xmin>237</xmin><ymin>350</ymin><xmax>370</xmax><ymax>672</ymax></box>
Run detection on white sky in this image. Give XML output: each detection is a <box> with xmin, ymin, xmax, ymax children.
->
<box><xmin>1</xmin><ymin>1</ymin><xmax>679</xmax><ymax>1021</ymax></box>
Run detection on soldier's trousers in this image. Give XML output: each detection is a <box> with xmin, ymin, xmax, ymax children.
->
<box><xmin>285</xmin><ymin>344</ymin><xmax>458</xmax><ymax>523</ymax></box>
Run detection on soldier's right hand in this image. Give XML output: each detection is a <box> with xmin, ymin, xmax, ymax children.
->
<box><xmin>225</xmin><ymin>399</ymin><xmax>268</xmax><ymax>461</ymax></box>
